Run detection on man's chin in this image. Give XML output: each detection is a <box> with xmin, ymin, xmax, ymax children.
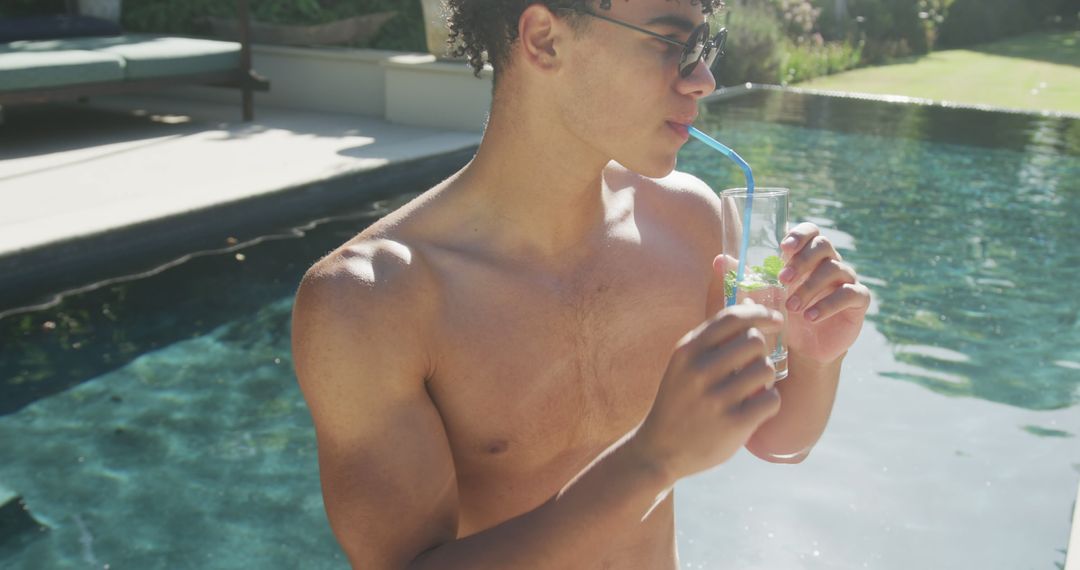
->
<box><xmin>632</xmin><ymin>156</ymin><xmax>679</xmax><ymax>180</ymax></box>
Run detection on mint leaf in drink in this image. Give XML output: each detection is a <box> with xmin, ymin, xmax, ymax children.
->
<box><xmin>727</xmin><ymin>258</ymin><xmax>783</xmax><ymax>299</ymax></box>
<box><xmin>762</xmin><ymin>255</ymin><xmax>783</xmax><ymax>281</ymax></box>
<box><xmin>727</xmin><ymin>268</ymin><xmax>771</xmax><ymax>297</ymax></box>
<box><xmin>740</xmin><ymin>280</ymin><xmax>768</xmax><ymax>292</ymax></box>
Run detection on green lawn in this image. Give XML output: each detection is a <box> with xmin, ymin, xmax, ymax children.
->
<box><xmin>801</xmin><ymin>30</ymin><xmax>1080</xmax><ymax>115</ymax></box>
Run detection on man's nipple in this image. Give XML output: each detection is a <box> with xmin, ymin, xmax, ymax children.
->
<box><xmin>485</xmin><ymin>439</ymin><xmax>510</xmax><ymax>455</ymax></box>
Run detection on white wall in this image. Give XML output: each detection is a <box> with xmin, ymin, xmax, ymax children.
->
<box><xmin>177</xmin><ymin>45</ymin><xmax>493</xmax><ymax>131</ymax></box>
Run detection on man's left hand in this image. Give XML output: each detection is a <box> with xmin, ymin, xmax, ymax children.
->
<box><xmin>775</xmin><ymin>222</ymin><xmax>870</xmax><ymax>365</ymax></box>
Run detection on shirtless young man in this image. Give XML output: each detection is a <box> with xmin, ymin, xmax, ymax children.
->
<box><xmin>291</xmin><ymin>0</ymin><xmax>870</xmax><ymax>568</ymax></box>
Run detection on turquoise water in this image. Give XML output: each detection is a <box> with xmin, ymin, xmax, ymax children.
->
<box><xmin>0</xmin><ymin>205</ymin><xmax>413</xmax><ymax>568</ymax></box>
<box><xmin>676</xmin><ymin>91</ymin><xmax>1079</xmax><ymax>569</ymax></box>
<box><xmin>682</xmin><ymin>92</ymin><xmax>1080</xmax><ymax>411</ymax></box>
<box><xmin>1</xmin><ymin>91</ymin><xmax>1078</xmax><ymax>568</ymax></box>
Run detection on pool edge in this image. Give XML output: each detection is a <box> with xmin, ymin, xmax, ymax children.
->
<box><xmin>1068</xmin><ymin>477</ymin><xmax>1080</xmax><ymax>570</ymax></box>
<box><xmin>0</xmin><ymin>145</ymin><xmax>477</xmax><ymax>316</ymax></box>
<box><xmin>708</xmin><ymin>83</ymin><xmax>1080</xmax><ymax>121</ymax></box>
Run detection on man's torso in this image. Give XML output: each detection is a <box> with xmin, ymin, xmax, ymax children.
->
<box><xmin>340</xmin><ymin>165</ymin><xmax>719</xmax><ymax>568</ymax></box>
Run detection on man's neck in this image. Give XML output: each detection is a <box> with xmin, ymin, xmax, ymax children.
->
<box><xmin>452</xmin><ymin>92</ymin><xmax>620</xmax><ymax>265</ymax></box>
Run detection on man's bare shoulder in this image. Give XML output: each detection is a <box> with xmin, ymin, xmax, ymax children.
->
<box><xmin>297</xmin><ymin>188</ymin><xmax>447</xmax><ymax>313</ymax></box>
<box><xmin>291</xmin><ymin>190</ymin><xmax>448</xmax><ymax>387</ymax></box>
<box><xmin>296</xmin><ymin>235</ymin><xmax>437</xmax><ymax>334</ymax></box>
<box><xmin>606</xmin><ymin>163</ymin><xmax>723</xmax><ymax>237</ymax></box>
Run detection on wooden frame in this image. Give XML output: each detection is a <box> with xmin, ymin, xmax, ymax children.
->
<box><xmin>0</xmin><ymin>0</ymin><xmax>269</xmax><ymax>121</ymax></box>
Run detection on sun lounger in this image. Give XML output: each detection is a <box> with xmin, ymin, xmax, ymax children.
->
<box><xmin>0</xmin><ymin>0</ymin><xmax>268</xmax><ymax>121</ymax></box>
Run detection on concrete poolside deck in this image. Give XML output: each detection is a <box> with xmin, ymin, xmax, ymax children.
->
<box><xmin>0</xmin><ymin>95</ymin><xmax>482</xmax><ymax>309</ymax></box>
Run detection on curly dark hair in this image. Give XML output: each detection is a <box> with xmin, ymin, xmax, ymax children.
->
<box><xmin>444</xmin><ymin>0</ymin><xmax>725</xmax><ymax>79</ymax></box>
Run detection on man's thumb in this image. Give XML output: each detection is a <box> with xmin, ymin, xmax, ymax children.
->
<box><xmin>712</xmin><ymin>253</ymin><xmax>738</xmax><ymax>276</ymax></box>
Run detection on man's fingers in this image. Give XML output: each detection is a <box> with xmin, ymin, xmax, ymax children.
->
<box><xmin>778</xmin><ymin>234</ymin><xmax>837</xmax><ymax>289</ymax></box>
<box><xmin>803</xmin><ymin>282</ymin><xmax>871</xmax><ymax>323</ymax></box>
<box><xmin>674</xmin><ymin>304</ymin><xmax>782</xmax><ymax>371</ymax></box>
<box><xmin>786</xmin><ymin>258</ymin><xmax>857</xmax><ymax>314</ymax></box>
<box><xmin>693</xmin><ymin>328</ymin><xmax>770</xmax><ymax>383</ymax></box>
<box><xmin>712</xmin><ymin>253</ymin><xmax>739</xmax><ymax>276</ymax></box>
<box><xmin>734</xmin><ymin>383</ymin><xmax>781</xmax><ymax>423</ymax></box>
<box><xmin>697</xmin><ymin>304</ymin><xmax>783</xmax><ymax>347</ymax></box>
<box><xmin>712</xmin><ymin>357</ymin><xmax>776</xmax><ymax>401</ymax></box>
<box><xmin>780</xmin><ymin>222</ymin><xmax>820</xmax><ymax>260</ymax></box>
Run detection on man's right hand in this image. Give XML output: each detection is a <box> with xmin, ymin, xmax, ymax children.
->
<box><xmin>631</xmin><ymin>302</ymin><xmax>784</xmax><ymax>483</ymax></box>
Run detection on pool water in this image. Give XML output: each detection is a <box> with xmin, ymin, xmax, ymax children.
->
<box><xmin>683</xmin><ymin>91</ymin><xmax>1080</xmax><ymax>411</ymax></box>
<box><xmin>674</xmin><ymin>90</ymin><xmax>1079</xmax><ymax>569</ymax></box>
<box><xmin>1</xmin><ymin>90</ymin><xmax>1078</xmax><ymax>569</ymax></box>
<box><xmin>0</xmin><ymin>204</ymin><xmax>417</xmax><ymax>568</ymax></box>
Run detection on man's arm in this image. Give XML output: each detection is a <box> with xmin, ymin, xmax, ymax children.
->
<box><xmin>746</xmin><ymin>220</ymin><xmax>868</xmax><ymax>462</ymax></box>
<box><xmin>292</xmin><ymin>247</ymin><xmax>458</xmax><ymax>568</ymax></box>
<box><xmin>293</xmin><ymin>241</ymin><xmax>785</xmax><ymax>570</ymax></box>
<box><xmin>693</xmin><ymin>176</ymin><xmax>866</xmax><ymax>463</ymax></box>
<box><xmin>705</xmin><ymin>252</ymin><xmax>841</xmax><ymax>463</ymax></box>
<box><xmin>743</xmin><ymin>353</ymin><xmax>842</xmax><ymax>462</ymax></box>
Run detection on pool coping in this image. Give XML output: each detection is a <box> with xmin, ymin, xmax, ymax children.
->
<box><xmin>1069</xmin><ymin>477</ymin><xmax>1080</xmax><ymax>569</ymax></box>
<box><xmin>4</xmin><ymin>83</ymin><xmax>1075</xmax><ymax>317</ymax></box>
<box><xmin>704</xmin><ymin>83</ymin><xmax>1080</xmax><ymax>120</ymax></box>
<box><xmin>0</xmin><ymin>144</ymin><xmax>477</xmax><ymax>317</ymax></box>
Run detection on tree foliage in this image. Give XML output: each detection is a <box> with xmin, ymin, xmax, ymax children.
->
<box><xmin>938</xmin><ymin>0</ymin><xmax>1079</xmax><ymax>47</ymax></box>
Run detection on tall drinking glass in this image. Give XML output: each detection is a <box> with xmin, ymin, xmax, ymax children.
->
<box><xmin>720</xmin><ymin>187</ymin><xmax>789</xmax><ymax>381</ymax></box>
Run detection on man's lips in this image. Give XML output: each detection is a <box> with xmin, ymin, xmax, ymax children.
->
<box><xmin>667</xmin><ymin>121</ymin><xmax>691</xmax><ymax>140</ymax></box>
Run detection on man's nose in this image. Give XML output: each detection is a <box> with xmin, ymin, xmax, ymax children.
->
<box><xmin>680</xmin><ymin>61</ymin><xmax>717</xmax><ymax>98</ymax></box>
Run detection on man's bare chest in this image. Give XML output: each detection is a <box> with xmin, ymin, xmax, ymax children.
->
<box><xmin>424</xmin><ymin>239</ymin><xmax>711</xmax><ymax>477</ymax></box>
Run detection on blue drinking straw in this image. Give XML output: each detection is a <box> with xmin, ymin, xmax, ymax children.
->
<box><xmin>687</xmin><ymin>126</ymin><xmax>755</xmax><ymax>307</ymax></box>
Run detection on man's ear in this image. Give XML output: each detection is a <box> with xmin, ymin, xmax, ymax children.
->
<box><xmin>517</xmin><ymin>3</ymin><xmax>563</xmax><ymax>73</ymax></box>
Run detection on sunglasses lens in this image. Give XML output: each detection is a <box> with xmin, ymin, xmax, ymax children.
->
<box><xmin>679</xmin><ymin>24</ymin><xmax>709</xmax><ymax>77</ymax></box>
<box><xmin>704</xmin><ymin>46</ymin><xmax>721</xmax><ymax>72</ymax></box>
<box><xmin>705</xmin><ymin>31</ymin><xmax>727</xmax><ymax>75</ymax></box>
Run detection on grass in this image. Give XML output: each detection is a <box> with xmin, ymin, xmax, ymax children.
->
<box><xmin>799</xmin><ymin>30</ymin><xmax>1080</xmax><ymax>115</ymax></box>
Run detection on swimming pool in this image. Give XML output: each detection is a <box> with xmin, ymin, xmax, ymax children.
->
<box><xmin>1</xmin><ymin>89</ymin><xmax>1077</xmax><ymax>569</ymax></box>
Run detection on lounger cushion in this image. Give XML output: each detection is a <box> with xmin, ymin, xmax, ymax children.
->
<box><xmin>51</xmin><ymin>35</ymin><xmax>242</xmax><ymax>80</ymax></box>
<box><xmin>0</xmin><ymin>34</ymin><xmax>242</xmax><ymax>91</ymax></box>
<box><xmin>0</xmin><ymin>46</ymin><xmax>124</xmax><ymax>90</ymax></box>
<box><xmin>0</xmin><ymin>15</ymin><xmax>122</xmax><ymax>43</ymax></box>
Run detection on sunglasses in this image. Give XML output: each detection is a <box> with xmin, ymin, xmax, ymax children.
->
<box><xmin>579</xmin><ymin>10</ymin><xmax>727</xmax><ymax>78</ymax></box>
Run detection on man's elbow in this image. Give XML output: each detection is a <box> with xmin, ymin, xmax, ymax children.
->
<box><xmin>745</xmin><ymin>442</ymin><xmax>812</xmax><ymax>464</ymax></box>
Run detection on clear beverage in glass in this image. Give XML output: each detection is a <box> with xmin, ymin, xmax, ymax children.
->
<box><xmin>720</xmin><ymin>187</ymin><xmax>789</xmax><ymax>381</ymax></box>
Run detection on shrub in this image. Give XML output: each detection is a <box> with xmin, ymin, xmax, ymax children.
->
<box><xmin>119</xmin><ymin>0</ymin><xmax>424</xmax><ymax>50</ymax></box>
<box><xmin>813</xmin><ymin>0</ymin><xmax>948</xmax><ymax>62</ymax></box>
<box><xmin>937</xmin><ymin>0</ymin><xmax>1076</xmax><ymax>47</ymax></box>
<box><xmin>716</xmin><ymin>2</ymin><xmax>862</xmax><ymax>85</ymax></box>
<box><xmin>851</xmin><ymin>0</ymin><xmax>927</xmax><ymax>61</ymax></box>
<box><xmin>768</xmin><ymin>0</ymin><xmax>823</xmax><ymax>40</ymax></box>
<box><xmin>780</xmin><ymin>38</ymin><xmax>863</xmax><ymax>84</ymax></box>
<box><xmin>122</xmin><ymin>0</ymin><xmax>224</xmax><ymax>34</ymax></box>
<box><xmin>0</xmin><ymin>0</ymin><xmax>67</xmax><ymax>17</ymax></box>
<box><xmin>367</xmin><ymin>0</ymin><xmax>425</xmax><ymax>51</ymax></box>
<box><xmin>715</xmin><ymin>4</ymin><xmax>786</xmax><ymax>86</ymax></box>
